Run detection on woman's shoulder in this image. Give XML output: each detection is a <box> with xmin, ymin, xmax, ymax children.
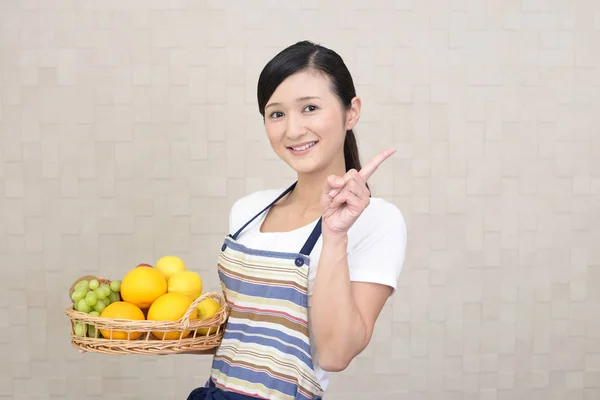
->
<box><xmin>232</xmin><ymin>188</ymin><xmax>285</xmax><ymax>210</ymax></box>
<box><xmin>349</xmin><ymin>196</ymin><xmax>407</xmax><ymax>240</ymax></box>
<box><xmin>361</xmin><ymin>196</ymin><xmax>405</xmax><ymax>224</ymax></box>
<box><xmin>229</xmin><ymin>188</ymin><xmax>286</xmax><ymax>229</ymax></box>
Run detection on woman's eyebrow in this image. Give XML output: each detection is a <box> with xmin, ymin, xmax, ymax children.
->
<box><xmin>266</xmin><ymin>96</ymin><xmax>322</xmax><ymax>110</ymax></box>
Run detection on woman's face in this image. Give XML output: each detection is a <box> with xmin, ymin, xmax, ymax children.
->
<box><xmin>263</xmin><ymin>70</ymin><xmax>360</xmax><ymax>176</ymax></box>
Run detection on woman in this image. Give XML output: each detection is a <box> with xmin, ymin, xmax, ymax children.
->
<box><xmin>188</xmin><ymin>40</ymin><xmax>407</xmax><ymax>400</ymax></box>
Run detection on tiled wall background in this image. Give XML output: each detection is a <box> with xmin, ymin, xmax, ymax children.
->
<box><xmin>1</xmin><ymin>1</ymin><xmax>599</xmax><ymax>399</ymax></box>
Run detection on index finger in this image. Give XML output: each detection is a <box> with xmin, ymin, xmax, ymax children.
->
<box><xmin>359</xmin><ymin>147</ymin><xmax>396</xmax><ymax>181</ymax></box>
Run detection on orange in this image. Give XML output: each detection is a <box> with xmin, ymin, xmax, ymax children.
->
<box><xmin>99</xmin><ymin>302</ymin><xmax>145</xmax><ymax>340</ymax></box>
<box><xmin>120</xmin><ymin>266</ymin><xmax>167</xmax><ymax>309</ymax></box>
<box><xmin>147</xmin><ymin>292</ymin><xmax>197</xmax><ymax>340</ymax></box>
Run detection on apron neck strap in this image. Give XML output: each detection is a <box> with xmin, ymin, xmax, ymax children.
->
<box><xmin>299</xmin><ymin>217</ymin><xmax>322</xmax><ymax>256</ymax></box>
<box><xmin>230</xmin><ymin>181</ymin><xmax>297</xmax><ymax>240</ymax></box>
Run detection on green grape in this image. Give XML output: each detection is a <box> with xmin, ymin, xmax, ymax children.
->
<box><xmin>110</xmin><ymin>280</ymin><xmax>121</xmax><ymax>292</ymax></box>
<box><xmin>75</xmin><ymin>280</ymin><xmax>89</xmax><ymax>291</ymax></box>
<box><xmin>93</xmin><ymin>300</ymin><xmax>106</xmax><ymax>313</ymax></box>
<box><xmin>100</xmin><ymin>283</ymin><xmax>111</xmax><ymax>293</ymax></box>
<box><xmin>85</xmin><ymin>291</ymin><xmax>98</xmax><ymax>307</ymax></box>
<box><xmin>101</xmin><ymin>297</ymin><xmax>111</xmax><ymax>306</ymax></box>
<box><xmin>76</xmin><ymin>299</ymin><xmax>90</xmax><ymax>313</ymax></box>
<box><xmin>71</xmin><ymin>290</ymin><xmax>86</xmax><ymax>303</ymax></box>
<box><xmin>88</xmin><ymin>324</ymin><xmax>98</xmax><ymax>338</ymax></box>
<box><xmin>89</xmin><ymin>311</ymin><xmax>100</xmax><ymax>317</ymax></box>
<box><xmin>75</xmin><ymin>323</ymin><xmax>86</xmax><ymax>337</ymax></box>
<box><xmin>89</xmin><ymin>279</ymin><xmax>100</xmax><ymax>290</ymax></box>
<box><xmin>95</xmin><ymin>287</ymin><xmax>107</xmax><ymax>300</ymax></box>
<box><xmin>109</xmin><ymin>291</ymin><xmax>120</xmax><ymax>303</ymax></box>
<box><xmin>100</xmin><ymin>288</ymin><xmax>111</xmax><ymax>300</ymax></box>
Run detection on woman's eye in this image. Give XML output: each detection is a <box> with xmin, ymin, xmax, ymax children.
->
<box><xmin>270</xmin><ymin>111</ymin><xmax>284</xmax><ymax>119</ymax></box>
<box><xmin>304</xmin><ymin>105</ymin><xmax>318</xmax><ymax>112</ymax></box>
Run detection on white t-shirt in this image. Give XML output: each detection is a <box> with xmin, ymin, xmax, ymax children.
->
<box><xmin>227</xmin><ymin>188</ymin><xmax>407</xmax><ymax>392</ymax></box>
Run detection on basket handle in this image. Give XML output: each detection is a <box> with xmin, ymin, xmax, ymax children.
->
<box><xmin>179</xmin><ymin>292</ymin><xmax>222</xmax><ymax>330</ymax></box>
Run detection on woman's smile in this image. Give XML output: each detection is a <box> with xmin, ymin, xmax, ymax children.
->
<box><xmin>288</xmin><ymin>140</ymin><xmax>319</xmax><ymax>155</ymax></box>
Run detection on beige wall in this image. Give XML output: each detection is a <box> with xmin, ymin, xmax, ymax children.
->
<box><xmin>2</xmin><ymin>1</ymin><xmax>599</xmax><ymax>399</ymax></box>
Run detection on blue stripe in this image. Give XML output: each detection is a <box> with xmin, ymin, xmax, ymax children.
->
<box><xmin>212</xmin><ymin>359</ymin><xmax>313</xmax><ymax>400</ymax></box>
<box><xmin>224</xmin><ymin>237</ymin><xmax>311</xmax><ymax>266</ymax></box>
<box><xmin>221</xmin><ymin>330</ymin><xmax>314</xmax><ymax>368</ymax></box>
<box><xmin>218</xmin><ymin>270</ymin><xmax>308</xmax><ymax>309</ymax></box>
<box><xmin>224</xmin><ymin>322</ymin><xmax>312</xmax><ymax>356</ymax></box>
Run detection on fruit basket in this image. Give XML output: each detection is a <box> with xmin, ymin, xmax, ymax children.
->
<box><xmin>65</xmin><ymin>273</ymin><xmax>229</xmax><ymax>355</ymax></box>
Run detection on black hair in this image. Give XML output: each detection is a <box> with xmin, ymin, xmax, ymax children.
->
<box><xmin>257</xmin><ymin>40</ymin><xmax>364</xmax><ymax>174</ymax></box>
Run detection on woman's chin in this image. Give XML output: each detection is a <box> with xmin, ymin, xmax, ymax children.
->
<box><xmin>284</xmin><ymin>158</ymin><xmax>321</xmax><ymax>175</ymax></box>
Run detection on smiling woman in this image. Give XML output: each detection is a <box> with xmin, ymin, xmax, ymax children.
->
<box><xmin>262</xmin><ymin>70</ymin><xmax>358</xmax><ymax>176</ymax></box>
<box><xmin>258</xmin><ymin>44</ymin><xmax>364</xmax><ymax>182</ymax></box>
<box><xmin>186</xmin><ymin>40</ymin><xmax>407</xmax><ymax>400</ymax></box>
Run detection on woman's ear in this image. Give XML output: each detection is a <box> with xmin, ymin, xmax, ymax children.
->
<box><xmin>345</xmin><ymin>96</ymin><xmax>362</xmax><ymax>130</ymax></box>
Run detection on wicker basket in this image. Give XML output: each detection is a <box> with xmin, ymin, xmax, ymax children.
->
<box><xmin>65</xmin><ymin>275</ymin><xmax>229</xmax><ymax>355</ymax></box>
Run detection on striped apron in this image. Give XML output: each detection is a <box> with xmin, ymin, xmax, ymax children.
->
<box><xmin>187</xmin><ymin>182</ymin><xmax>325</xmax><ymax>400</ymax></box>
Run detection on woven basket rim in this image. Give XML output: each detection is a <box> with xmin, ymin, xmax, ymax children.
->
<box><xmin>70</xmin><ymin>331</ymin><xmax>224</xmax><ymax>354</ymax></box>
<box><xmin>66</xmin><ymin>291</ymin><xmax>228</xmax><ymax>330</ymax></box>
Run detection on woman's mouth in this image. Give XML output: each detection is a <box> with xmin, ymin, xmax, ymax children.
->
<box><xmin>288</xmin><ymin>141</ymin><xmax>318</xmax><ymax>156</ymax></box>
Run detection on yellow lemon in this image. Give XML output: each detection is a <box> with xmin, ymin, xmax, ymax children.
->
<box><xmin>120</xmin><ymin>266</ymin><xmax>167</xmax><ymax>309</ymax></box>
<box><xmin>196</xmin><ymin>298</ymin><xmax>221</xmax><ymax>335</ymax></box>
<box><xmin>155</xmin><ymin>256</ymin><xmax>186</xmax><ymax>280</ymax></box>
<box><xmin>99</xmin><ymin>302</ymin><xmax>145</xmax><ymax>340</ymax></box>
<box><xmin>147</xmin><ymin>292</ymin><xmax>197</xmax><ymax>340</ymax></box>
<box><xmin>167</xmin><ymin>270</ymin><xmax>203</xmax><ymax>301</ymax></box>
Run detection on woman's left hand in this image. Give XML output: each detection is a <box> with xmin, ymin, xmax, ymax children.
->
<box><xmin>321</xmin><ymin>148</ymin><xmax>396</xmax><ymax>237</ymax></box>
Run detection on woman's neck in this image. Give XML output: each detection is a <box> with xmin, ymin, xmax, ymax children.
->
<box><xmin>284</xmin><ymin>161</ymin><xmax>347</xmax><ymax>213</ymax></box>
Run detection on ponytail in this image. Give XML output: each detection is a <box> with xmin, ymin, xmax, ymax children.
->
<box><xmin>343</xmin><ymin>129</ymin><xmax>361</xmax><ymax>171</ymax></box>
<box><xmin>344</xmin><ymin>129</ymin><xmax>370</xmax><ymax>193</ymax></box>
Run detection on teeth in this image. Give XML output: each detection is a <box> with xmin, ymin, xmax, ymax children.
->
<box><xmin>291</xmin><ymin>142</ymin><xmax>316</xmax><ymax>151</ymax></box>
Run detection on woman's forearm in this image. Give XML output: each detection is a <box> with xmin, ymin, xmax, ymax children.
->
<box><xmin>310</xmin><ymin>233</ymin><xmax>368</xmax><ymax>372</ymax></box>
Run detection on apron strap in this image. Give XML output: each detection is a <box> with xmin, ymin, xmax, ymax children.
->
<box><xmin>230</xmin><ymin>181</ymin><xmax>297</xmax><ymax>240</ymax></box>
<box><xmin>299</xmin><ymin>217</ymin><xmax>322</xmax><ymax>256</ymax></box>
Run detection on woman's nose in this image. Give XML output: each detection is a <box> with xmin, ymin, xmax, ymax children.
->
<box><xmin>285</xmin><ymin>114</ymin><xmax>307</xmax><ymax>139</ymax></box>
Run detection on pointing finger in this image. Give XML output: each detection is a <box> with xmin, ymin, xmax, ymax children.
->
<box><xmin>359</xmin><ymin>147</ymin><xmax>396</xmax><ymax>182</ymax></box>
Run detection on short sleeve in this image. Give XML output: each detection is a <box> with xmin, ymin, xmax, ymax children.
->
<box><xmin>347</xmin><ymin>200</ymin><xmax>407</xmax><ymax>294</ymax></box>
